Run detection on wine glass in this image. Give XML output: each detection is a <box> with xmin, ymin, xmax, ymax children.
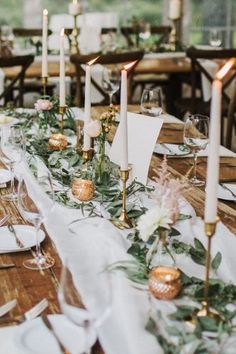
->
<box><xmin>58</xmin><ymin>259</ymin><xmax>112</xmax><ymax>354</ymax></box>
<box><xmin>209</xmin><ymin>29</ymin><xmax>222</xmax><ymax>48</ymax></box>
<box><xmin>184</xmin><ymin>114</ymin><xmax>209</xmax><ymax>186</ymax></box>
<box><xmin>140</xmin><ymin>88</ymin><xmax>163</xmax><ymax>117</ymax></box>
<box><xmin>0</xmin><ymin>125</ymin><xmax>24</xmax><ymax>201</ymax></box>
<box><xmin>102</xmin><ymin>66</ymin><xmax>120</xmax><ymax>106</ymax></box>
<box><xmin>17</xmin><ymin>166</ymin><xmax>55</xmax><ymax>270</ymax></box>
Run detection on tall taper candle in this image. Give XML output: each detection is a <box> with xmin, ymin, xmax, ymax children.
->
<box><xmin>59</xmin><ymin>28</ymin><xmax>66</xmax><ymax>107</ymax></box>
<box><xmin>42</xmin><ymin>9</ymin><xmax>48</xmax><ymax>77</ymax></box>
<box><xmin>83</xmin><ymin>63</ymin><xmax>92</xmax><ymax>150</ymax></box>
<box><xmin>169</xmin><ymin>0</ymin><xmax>181</xmax><ymax>20</ymax></box>
<box><xmin>120</xmin><ymin>67</ymin><xmax>128</xmax><ymax>170</ymax></box>
<box><xmin>204</xmin><ymin>79</ymin><xmax>221</xmax><ymax>223</ymax></box>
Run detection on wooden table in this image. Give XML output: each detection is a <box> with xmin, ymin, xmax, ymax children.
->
<box><xmin>0</xmin><ymin>106</ymin><xmax>235</xmax><ymax>353</ymax></box>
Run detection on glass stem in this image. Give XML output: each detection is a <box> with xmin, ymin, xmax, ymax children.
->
<box><xmin>34</xmin><ymin>218</ymin><xmax>43</xmax><ymax>262</ymax></box>
<box><xmin>9</xmin><ymin>162</ymin><xmax>15</xmax><ymax>196</ymax></box>
<box><xmin>109</xmin><ymin>93</ymin><xmax>113</xmax><ymax>106</ymax></box>
<box><xmin>193</xmin><ymin>152</ymin><xmax>198</xmax><ymax>180</ymax></box>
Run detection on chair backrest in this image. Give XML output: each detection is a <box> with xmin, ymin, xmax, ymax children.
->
<box><xmin>13</xmin><ymin>28</ymin><xmax>52</xmax><ymax>37</ymax></box>
<box><xmin>186</xmin><ymin>46</ymin><xmax>236</xmax><ymax>113</ymax></box>
<box><xmin>0</xmin><ymin>54</ymin><xmax>34</xmax><ymax>106</ymax></box>
<box><xmin>121</xmin><ymin>25</ymin><xmax>171</xmax><ymax>48</ymax></box>
<box><xmin>70</xmin><ymin>51</ymin><xmax>144</xmax><ymax>106</ymax></box>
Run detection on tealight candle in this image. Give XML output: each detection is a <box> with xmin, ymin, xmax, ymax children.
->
<box><xmin>148</xmin><ymin>266</ymin><xmax>181</xmax><ymax>300</ymax></box>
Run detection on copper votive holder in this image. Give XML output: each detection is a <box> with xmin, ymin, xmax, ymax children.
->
<box><xmin>148</xmin><ymin>266</ymin><xmax>181</xmax><ymax>300</ymax></box>
<box><xmin>71</xmin><ymin>178</ymin><xmax>94</xmax><ymax>202</ymax></box>
<box><xmin>48</xmin><ymin>133</ymin><xmax>68</xmax><ymax>151</ymax></box>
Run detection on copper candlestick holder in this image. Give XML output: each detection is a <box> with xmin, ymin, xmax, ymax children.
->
<box><xmin>70</xmin><ymin>14</ymin><xmax>80</xmax><ymax>54</ymax></box>
<box><xmin>113</xmin><ymin>169</ymin><xmax>133</xmax><ymax>229</ymax></box>
<box><xmin>41</xmin><ymin>76</ymin><xmax>48</xmax><ymax>97</ymax></box>
<box><xmin>59</xmin><ymin>105</ymin><xmax>67</xmax><ymax>135</ymax></box>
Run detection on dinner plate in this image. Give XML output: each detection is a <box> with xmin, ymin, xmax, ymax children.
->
<box><xmin>0</xmin><ymin>225</ymin><xmax>45</xmax><ymax>253</ymax></box>
<box><xmin>14</xmin><ymin>314</ymin><xmax>96</xmax><ymax>354</ymax></box>
<box><xmin>154</xmin><ymin>143</ymin><xmax>191</xmax><ymax>156</ymax></box>
<box><xmin>217</xmin><ymin>184</ymin><xmax>236</xmax><ymax>202</ymax></box>
<box><xmin>0</xmin><ymin>169</ymin><xmax>11</xmax><ymax>184</ymax></box>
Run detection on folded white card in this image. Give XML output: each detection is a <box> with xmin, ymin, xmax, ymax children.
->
<box><xmin>109</xmin><ymin>112</ymin><xmax>163</xmax><ymax>184</ymax></box>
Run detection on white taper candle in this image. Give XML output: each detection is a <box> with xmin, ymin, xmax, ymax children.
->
<box><xmin>42</xmin><ymin>9</ymin><xmax>48</xmax><ymax>77</ymax></box>
<box><xmin>120</xmin><ymin>68</ymin><xmax>128</xmax><ymax>170</ymax></box>
<box><xmin>59</xmin><ymin>28</ymin><xmax>66</xmax><ymax>107</ymax></box>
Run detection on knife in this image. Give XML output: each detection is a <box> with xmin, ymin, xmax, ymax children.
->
<box><xmin>0</xmin><ymin>264</ymin><xmax>16</xmax><ymax>269</ymax></box>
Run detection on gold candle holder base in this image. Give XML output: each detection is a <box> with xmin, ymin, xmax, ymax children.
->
<box><xmin>59</xmin><ymin>105</ymin><xmax>67</xmax><ymax>135</ymax></box>
<box><xmin>82</xmin><ymin>149</ymin><xmax>94</xmax><ymax>162</ymax></box>
<box><xmin>41</xmin><ymin>76</ymin><xmax>48</xmax><ymax>97</ymax></box>
<box><xmin>112</xmin><ymin>169</ymin><xmax>133</xmax><ymax>229</ymax></box>
<box><xmin>203</xmin><ymin>219</ymin><xmax>219</xmax><ymax>317</ymax></box>
<box><xmin>70</xmin><ymin>14</ymin><xmax>80</xmax><ymax>54</ymax></box>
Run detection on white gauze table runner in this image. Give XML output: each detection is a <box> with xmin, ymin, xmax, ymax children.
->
<box><xmin>15</xmin><ymin>159</ymin><xmax>236</xmax><ymax>354</ymax></box>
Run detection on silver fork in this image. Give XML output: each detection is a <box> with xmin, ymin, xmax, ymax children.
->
<box><xmin>0</xmin><ymin>298</ymin><xmax>48</xmax><ymax>324</ymax></box>
<box><xmin>0</xmin><ymin>215</ymin><xmax>10</xmax><ymax>227</ymax></box>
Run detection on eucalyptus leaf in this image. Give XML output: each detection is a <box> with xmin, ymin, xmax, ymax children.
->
<box><xmin>211</xmin><ymin>252</ymin><xmax>222</xmax><ymax>271</ymax></box>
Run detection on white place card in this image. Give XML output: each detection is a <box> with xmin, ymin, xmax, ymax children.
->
<box><xmin>109</xmin><ymin>112</ymin><xmax>164</xmax><ymax>184</ymax></box>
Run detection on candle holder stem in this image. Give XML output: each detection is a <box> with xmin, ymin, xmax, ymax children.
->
<box><xmin>59</xmin><ymin>105</ymin><xmax>67</xmax><ymax>135</ymax></box>
<box><xmin>169</xmin><ymin>19</ymin><xmax>178</xmax><ymax>51</ymax></box>
<box><xmin>41</xmin><ymin>76</ymin><xmax>48</xmax><ymax>97</ymax></box>
<box><xmin>70</xmin><ymin>14</ymin><xmax>80</xmax><ymax>54</ymax></box>
<box><xmin>112</xmin><ymin>169</ymin><xmax>133</xmax><ymax>229</ymax></box>
<box><xmin>82</xmin><ymin>149</ymin><xmax>94</xmax><ymax>162</ymax></box>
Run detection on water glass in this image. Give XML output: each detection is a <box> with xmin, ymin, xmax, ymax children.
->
<box><xmin>140</xmin><ymin>88</ymin><xmax>163</xmax><ymax>117</ymax></box>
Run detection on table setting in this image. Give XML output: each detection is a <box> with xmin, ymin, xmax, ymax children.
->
<box><xmin>0</xmin><ymin>3</ymin><xmax>236</xmax><ymax>354</ymax></box>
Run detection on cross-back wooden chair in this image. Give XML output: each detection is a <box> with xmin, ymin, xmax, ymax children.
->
<box><xmin>70</xmin><ymin>51</ymin><xmax>144</xmax><ymax>106</ymax></box>
<box><xmin>186</xmin><ymin>46</ymin><xmax>236</xmax><ymax>113</ymax></box>
<box><xmin>0</xmin><ymin>54</ymin><xmax>34</xmax><ymax>107</ymax></box>
<box><xmin>121</xmin><ymin>25</ymin><xmax>171</xmax><ymax>48</ymax></box>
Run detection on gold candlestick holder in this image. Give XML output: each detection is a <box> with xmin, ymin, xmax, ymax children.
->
<box><xmin>169</xmin><ymin>19</ymin><xmax>178</xmax><ymax>51</ymax></box>
<box><xmin>82</xmin><ymin>149</ymin><xmax>94</xmax><ymax>162</ymax></box>
<box><xmin>41</xmin><ymin>76</ymin><xmax>48</xmax><ymax>97</ymax></box>
<box><xmin>112</xmin><ymin>169</ymin><xmax>133</xmax><ymax>229</ymax></box>
<box><xmin>70</xmin><ymin>14</ymin><xmax>80</xmax><ymax>54</ymax></box>
<box><xmin>59</xmin><ymin>105</ymin><xmax>67</xmax><ymax>135</ymax></box>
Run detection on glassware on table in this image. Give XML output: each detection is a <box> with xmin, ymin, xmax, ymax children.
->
<box><xmin>183</xmin><ymin>114</ymin><xmax>209</xmax><ymax>186</ymax></box>
<box><xmin>102</xmin><ymin>66</ymin><xmax>120</xmax><ymax>106</ymax></box>
<box><xmin>0</xmin><ymin>125</ymin><xmax>24</xmax><ymax>201</ymax></box>
<box><xmin>58</xmin><ymin>260</ymin><xmax>112</xmax><ymax>354</ymax></box>
<box><xmin>139</xmin><ymin>22</ymin><xmax>151</xmax><ymax>41</ymax></box>
<box><xmin>17</xmin><ymin>166</ymin><xmax>55</xmax><ymax>270</ymax></box>
<box><xmin>209</xmin><ymin>29</ymin><xmax>222</xmax><ymax>48</ymax></box>
<box><xmin>140</xmin><ymin>88</ymin><xmax>163</xmax><ymax>117</ymax></box>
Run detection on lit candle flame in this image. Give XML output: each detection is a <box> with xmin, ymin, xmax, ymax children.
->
<box><xmin>60</xmin><ymin>28</ymin><xmax>65</xmax><ymax>37</ymax></box>
<box><xmin>123</xmin><ymin>60</ymin><xmax>138</xmax><ymax>71</ymax></box>
<box><xmin>216</xmin><ymin>58</ymin><xmax>235</xmax><ymax>81</ymax></box>
<box><xmin>87</xmin><ymin>56</ymin><xmax>100</xmax><ymax>66</ymax></box>
<box><xmin>43</xmin><ymin>9</ymin><xmax>48</xmax><ymax>16</ymax></box>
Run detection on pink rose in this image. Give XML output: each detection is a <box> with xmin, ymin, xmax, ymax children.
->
<box><xmin>84</xmin><ymin>120</ymin><xmax>101</xmax><ymax>138</ymax></box>
<box><xmin>34</xmin><ymin>99</ymin><xmax>53</xmax><ymax>111</ymax></box>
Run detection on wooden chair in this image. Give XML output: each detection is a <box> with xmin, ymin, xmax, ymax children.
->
<box><xmin>176</xmin><ymin>47</ymin><xmax>236</xmax><ymax>144</ymax></box>
<box><xmin>70</xmin><ymin>51</ymin><xmax>144</xmax><ymax>106</ymax></box>
<box><xmin>0</xmin><ymin>55</ymin><xmax>34</xmax><ymax>107</ymax></box>
<box><xmin>226</xmin><ymin>80</ymin><xmax>236</xmax><ymax>149</ymax></box>
<box><xmin>121</xmin><ymin>25</ymin><xmax>171</xmax><ymax>48</ymax></box>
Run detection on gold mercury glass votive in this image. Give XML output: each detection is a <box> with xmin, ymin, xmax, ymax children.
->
<box><xmin>71</xmin><ymin>178</ymin><xmax>94</xmax><ymax>202</ymax></box>
<box><xmin>148</xmin><ymin>266</ymin><xmax>181</xmax><ymax>300</ymax></box>
<box><xmin>48</xmin><ymin>133</ymin><xmax>68</xmax><ymax>151</ymax></box>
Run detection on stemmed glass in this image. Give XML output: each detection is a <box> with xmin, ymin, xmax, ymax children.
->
<box><xmin>0</xmin><ymin>125</ymin><xmax>24</xmax><ymax>201</ymax></box>
<box><xmin>184</xmin><ymin>114</ymin><xmax>209</xmax><ymax>186</ymax></box>
<box><xmin>17</xmin><ymin>166</ymin><xmax>55</xmax><ymax>270</ymax></box>
<box><xmin>102</xmin><ymin>66</ymin><xmax>120</xmax><ymax>106</ymax></box>
<box><xmin>140</xmin><ymin>88</ymin><xmax>163</xmax><ymax>117</ymax></box>
<box><xmin>58</xmin><ymin>260</ymin><xmax>112</xmax><ymax>354</ymax></box>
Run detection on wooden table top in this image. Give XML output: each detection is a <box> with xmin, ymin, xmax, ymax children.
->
<box><xmin>0</xmin><ymin>106</ymin><xmax>235</xmax><ymax>354</ymax></box>
<box><xmin>3</xmin><ymin>55</ymin><xmax>191</xmax><ymax>80</ymax></box>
